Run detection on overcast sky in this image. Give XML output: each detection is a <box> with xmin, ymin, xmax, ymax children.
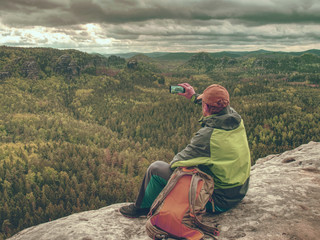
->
<box><xmin>0</xmin><ymin>0</ymin><xmax>319</xmax><ymax>54</ymax></box>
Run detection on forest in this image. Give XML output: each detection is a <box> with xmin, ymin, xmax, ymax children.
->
<box><xmin>0</xmin><ymin>46</ymin><xmax>320</xmax><ymax>239</ymax></box>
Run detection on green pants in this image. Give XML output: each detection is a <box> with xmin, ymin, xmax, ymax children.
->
<box><xmin>134</xmin><ymin>161</ymin><xmax>230</xmax><ymax>213</ymax></box>
<box><xmin>135</xmin><ymin>161</ymin><xmax>173</xmax><ymax>208</ymax></box>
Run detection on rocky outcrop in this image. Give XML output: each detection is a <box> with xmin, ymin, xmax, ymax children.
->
<box><xmin>21</xmin><ymin>60</ymin><xmax>39</xmax><ymax>79</ymax></box>
<box><xmin>68</xmin><ymin>60</ymin><xmax>80</xmax><ymax>76</ymax></box>
<box><xmin>55</xmin><ymin>54</ymin><xmax>80</xmax><ymax>76</ymax></box>
<box><xmin>0</xmin><ymin>72</ymin><xmax>10</xmax><ymax>80</ymax></box>
<box><xmin>9</xmin><ymin>141</ymin><xmax>320</xmax><ymax>240</ymax></box>
<box><xmin>127</xmin><ymin>59</ymin><xmax>138</xmax><ymax>69</ymax></box>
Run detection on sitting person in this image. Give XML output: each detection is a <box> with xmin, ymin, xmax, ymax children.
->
<box><xmin>120</xmin><ymin>83</ymin><xmax>251</xmax><ymax>217</ymax></box>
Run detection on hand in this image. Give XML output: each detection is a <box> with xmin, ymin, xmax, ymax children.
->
<box><xmin>178</xmin><ymin>83</ymin><xmax>195</xmax><ymax>99</ymax></box>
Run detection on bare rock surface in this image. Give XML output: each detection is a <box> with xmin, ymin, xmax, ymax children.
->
<box><xmin>9</xmin><ymin>141</ymin><xmax>320</xmax><ymax>240</ymax></box>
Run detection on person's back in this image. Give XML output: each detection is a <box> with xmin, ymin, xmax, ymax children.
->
<box><xmin>171</xmin><ymin>104</ymin><xmax>251</xmax><ymax>212</ymax></box>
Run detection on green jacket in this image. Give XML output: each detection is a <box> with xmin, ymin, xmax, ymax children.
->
<box><xmin>170</xmin><ymin>96</ymin><xmax>251</xmax><ymax>211</ymax></box>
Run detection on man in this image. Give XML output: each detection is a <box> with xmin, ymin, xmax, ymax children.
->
<box><xmin>119</xmin><ymin>83</ymin><xmax>251</xmax><ymax>217</ymax></box>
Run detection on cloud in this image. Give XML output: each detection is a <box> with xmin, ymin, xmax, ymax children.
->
<box><xmin>1</xmin><ymin>0</ymin><xmax>319</xmax><ymax>27</ymax></box>
<box><xmin>0</xmin><ymin>0</ymin><xmax>319</xmax><ymax>53</ymax></box>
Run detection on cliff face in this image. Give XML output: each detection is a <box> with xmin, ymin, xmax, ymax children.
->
<box><xmin>9</xmin><ymin>142</ymin><xmax>320</xmax><ymax>240</ymax></box>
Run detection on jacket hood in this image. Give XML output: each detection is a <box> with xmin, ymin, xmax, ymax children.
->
<box><xmin>200</xmin><ymin>106</ymin><xmax>241</xmax><ymax>130</ymax></box>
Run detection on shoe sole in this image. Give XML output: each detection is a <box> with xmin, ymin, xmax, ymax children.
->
<box><xmin>118</xmin><ymin>209</ymin><xmax>148</xmax><ymax>218</ymax></box>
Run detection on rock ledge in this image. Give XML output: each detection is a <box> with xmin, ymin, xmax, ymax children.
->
<box><xmin>9</xmin><ymin>142</ymin><xmax>320</xmax><ymax>240</ymax></box>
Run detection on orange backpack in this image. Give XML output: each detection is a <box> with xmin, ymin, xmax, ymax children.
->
<box><xmin>146</xmin><ymin>167</ymin><xmax>219</xmax><ymax>240</ymax></box>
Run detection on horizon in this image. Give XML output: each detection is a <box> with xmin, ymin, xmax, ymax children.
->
<box><xmin>1</xmin><ymin>1</ymin><xmax>319</xmax><ymax>54</ymax></box>
<box><xmin>98</xmin><ymin>48</ymin><xmax>320</xmax><ymax>55</ymax></box>
<box><xmin>2</xmin><ymin>45</ymin><xmax>319</xmax><ymax>56</ymax></box>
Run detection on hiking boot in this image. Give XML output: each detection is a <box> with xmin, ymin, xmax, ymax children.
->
<box><xmin>119</xmin><ymin>203</ymin><xmax>150</xmax><ymax>218</ymax></box>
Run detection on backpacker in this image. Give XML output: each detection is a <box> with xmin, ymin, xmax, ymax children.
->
<box><xmin>146</xmin><ymin>167</ymin><xmax>220</xmax><ymax>240</ymax></box>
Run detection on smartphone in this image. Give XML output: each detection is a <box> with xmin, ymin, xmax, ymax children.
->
<box><xmin>170</xmin><ymin>86</ymin><xmax>185</xmax><ymax>94</ymax></box>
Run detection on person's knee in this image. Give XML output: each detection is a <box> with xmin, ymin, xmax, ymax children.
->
<box><xmin>147</xmin><ymin>161</ymin><xmax>172</xmax><ymax>179</ymax></box>
<box><xmin>147</xmin><ymin>161</ymin><xmax>167</xmax><ymax>173</ymax></box>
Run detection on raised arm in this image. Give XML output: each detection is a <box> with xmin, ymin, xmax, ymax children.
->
<box><xmin>177</xmin><ymin>83</ymin><xmax>202</xmax><ymax>105</ymax></box>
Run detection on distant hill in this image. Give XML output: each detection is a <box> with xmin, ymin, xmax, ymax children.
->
<box><xmin>289</xmin><ymin>49</ymin><xmax>320</xmax><ymax>56</ymax></box>
<box><xmin>128</xmin><ymin>54</ymin><xmax>154</xmax><ymax>63</ymax></box>
<box><xmin>210</xmin><ymin>49</ymin><xmax>270</xmax><ymax>58</ymax></box>
<box><xmin>103</xmin><ymin>52</ymin><xmax>142</xmax><ymax>59</ymax></box>
<box><xmin>1</xmin><ymin>45</ymin><xmax>319</xmax><ymax>81</ymax></box>
<box><xmin>103</xmin><ymin>52</ymin><xmax>169</xmax><ymax>59</ymax></box>
<box><xmin>179</xmin><ymin>52</ymin><xmax>214</xmax><ymax>73</ymax></box>
<box><xmin>102</xmin><ymin>48</ymin><xmax>320</xmax><ymax>78</ymax></box>
<box><xmin>172</xmin><ymin>49</ymin><xmax>320</xmax><ymax>77</ymax></box>
<box><xmin>103</xmin><ymin>49</ymin><xmax>320</xmax><ymax>62</ymax></box>
<box><xmin>126</xmin><ymin>54</ymin><xmax>163</xmax><ymax>73</ymax></box>
<box><xmin>154</xmin><ymin>52</ymin><xmax>195</xmax><ymax>61</ymax></box>
<box><xmin>0</xmin><ymin>46</ymin><xmax>126</xmax><ymax>79</ymax></box>
<box><xmin>209</xmin><ymin>49</ymin><xmax>320</xmax><ymax>58</ymax></box>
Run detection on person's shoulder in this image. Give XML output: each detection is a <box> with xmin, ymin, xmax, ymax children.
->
<box><xmin>194</xmin><ymin>126</ymin><xmax>214</xmax><ymax>139</ymax></box>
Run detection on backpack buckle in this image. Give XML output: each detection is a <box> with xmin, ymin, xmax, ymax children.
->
<box><xmin>213</xmin><ymin>229</ymin><xmax>220</xmax><ymax>236</ymax></box>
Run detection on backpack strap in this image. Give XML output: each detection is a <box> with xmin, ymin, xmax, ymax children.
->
<box><xmin>189</xmin><ymin>172</ymin><xmax>220</xmax><ymax>239</ymax></box>
<box><xmin>193</xmin><ymin>215</ymin><xmax>220</xmax><ymax>239</ymax></box>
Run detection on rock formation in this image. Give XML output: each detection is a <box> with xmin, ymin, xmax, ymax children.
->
<box><xmin>20</xmin><ymin>60</ymin><xmax>40</xmax><ymax>79</ymax></box>
<box><xmin>0</xmin><ymin>72</ymin><xmax>10</xmax><ymax>80</ymax></box>
<box><xmin>9</xmin><ymin>141</ymin><xmax>320</xmax><ymax>240</ymax></box>
<box><xmin>55</xmin><ymin>54</ymin><xmax>80</xmax><ymax>76</ymax></box>
<box><xmin>127</xmin><ymin>59</ymin><xmax>138</xmax><ymax>69</ymax></box>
